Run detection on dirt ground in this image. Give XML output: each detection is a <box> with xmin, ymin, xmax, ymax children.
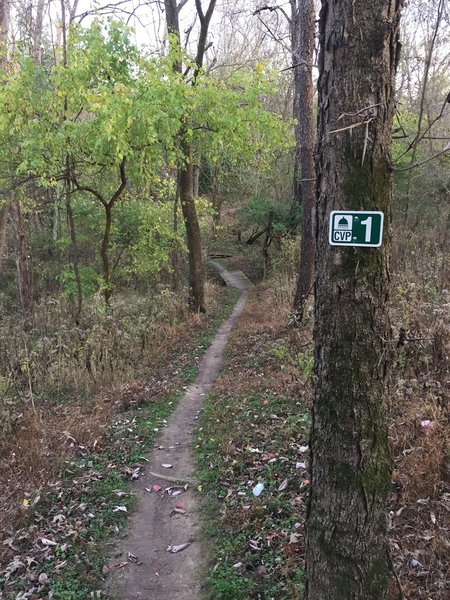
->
<box><xmin>107</xmin><ymin>268</ymin><xmax>251</xmax><ymax>599</ymax></box>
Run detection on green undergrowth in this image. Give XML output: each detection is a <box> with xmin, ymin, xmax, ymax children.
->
<box><xmin>0</xmin><ymin>286</ymin><xmax>239</xmax><ymax>599</ymax></box>
<box><xmin>196</xmin><ymin>389</ymin><xmax>310</xmax><ymax>600</ymax></box>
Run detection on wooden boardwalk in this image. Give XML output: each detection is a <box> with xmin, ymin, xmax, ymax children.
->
<box><xmin>209</xmin><ymin>261</ymin><xmax>253</xmax><ymax>290</ymax></box>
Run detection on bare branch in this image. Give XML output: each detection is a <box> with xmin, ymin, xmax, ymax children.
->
<box><xmin>392</xmin><ymin>144</ymin><xmax>450</xmax><ymax>172</ymax></box>
<box><xmin>253</xmin><ymin>4</ymin><xmax>290</xmax><ymax>24</ymax></box>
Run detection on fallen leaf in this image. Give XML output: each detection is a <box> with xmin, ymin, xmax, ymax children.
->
<box><xmin>278</xmin><ymin>479</ymin><xmax>288</xmax><ymax>492</ymax></box>
<box><xmin>40</xmin><ymin>538</ymin><xmax>57</xmax><ymax>547</ymax></box>
<box><xmin>167</xmin><ymin>543</ymin><xmax>190</xmax><ymax>553</ymax></box>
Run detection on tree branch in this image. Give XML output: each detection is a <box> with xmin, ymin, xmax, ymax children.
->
<box><xmin>109</xmin><ymin>157</ymin><xmax>128</xmax><ymax>205</ymax></box>
<box><xmin>253</xmin><ymin>4</ymin><xmax>290</xmax><ymax>24</ymax></box>
<box><xmin>391</xmin><ymin>144</ymin><xmax>450</xmax><ymax>172</ymax></box>
<box><xmin>71</xmin><ymin>175</ymin><xmax>107</xmax><ymax>206</ymax></box>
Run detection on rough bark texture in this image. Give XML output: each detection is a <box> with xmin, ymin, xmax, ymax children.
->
<box><xmin>292</xmin><ymin>0</ymin><xmax>316</xmax><ymax>318</ymax></box>
<box><xmin>305</xmin><ymin>2</ymin><xmax>403</xmax><ymax>599</ymax></box>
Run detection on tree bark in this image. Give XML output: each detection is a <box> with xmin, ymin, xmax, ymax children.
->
<box><xmin>10</xmin><ymin>201</ymin><xmax>33</xmax><ymax>316</ymax></box>
<box><xmin>0</xmin><ymin>0</ymin><xmax>9</xmax><ymax>49</ymax></box>
<box><xmin>164</xmin><ymin>0</ymin><xmax>215</xmax><ymax>313</ymax></box>
<box><xmin>32</xmin><ymin>0</ymin><xmax>45</xmax><ymax>63</ymax></box>
<box><xmin>0</xmin><ymin>0</ymin><xmax>10</xmax><ymax>273</ymax></box>
<box><xmin>305</xmin><ymin>2</ymin><xmax>403</xmax><ymax>599</ymax></box>
<box><xmin>65</xmin><ymin>172</ymin><xmax>83</xmax><ymax>322</ymax></box>
<box><xmin>101</xmin><ymin>202</ymin><xmax>113</xmax><ymax>306</ymax></box>
<box><xmin>292</xmin><ymin>0</ymin><xmax>316</xmax><ymax>320</ymax></box>
<box><xmin>0</xmin><ymin>204</ymin><xmax>9</xmax><ymax>271</ymax></box>
<box><xmin>179</xmin><ymin>144</ymin><xmax>206</xmax><ymax>312</ymax></box>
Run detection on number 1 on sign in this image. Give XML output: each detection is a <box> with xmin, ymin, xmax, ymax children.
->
<box><xmin>360</xmin><ymin>216</ymin><xmax>372</xmax><ymax>242</ymax></box>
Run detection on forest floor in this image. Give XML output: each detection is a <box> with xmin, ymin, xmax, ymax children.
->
<box><xmin>0</xmin><ymin>232</ymin><xmax>449</xmax><ymax>600</ymax></box>
<box><xmin>106</xmin><ymin>266</ymin><xmax>251</xmax><ymax>600</ymax></box>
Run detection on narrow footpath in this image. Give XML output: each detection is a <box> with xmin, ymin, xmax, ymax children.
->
<box><xmin>108</xmin><ymin>265</ymin><xmax>252</xmax><ymax>600</ymax></box>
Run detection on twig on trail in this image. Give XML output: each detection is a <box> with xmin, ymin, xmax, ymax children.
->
<box><xmin>148</xmin><ymin>470</ymin><xmax>197</xmax><ymax>485</ymax></box>
<box><xmin>387</xmin><ymin>548</ymin><xmax>407</xmax><ymax>600</ymax></box>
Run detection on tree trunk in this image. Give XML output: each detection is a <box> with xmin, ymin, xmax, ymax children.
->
<box><xmin>10</xmin><ymin>201</ymin><xmax>33</xmax><ymax>316</ymax></box>
<box><xmin>0</xmin><ymin>204</ymin><xmax>8</xmax><ymax>272</ymax></box>
<box><xmin>65</xmin><ymin>173</ymin><xmax>83</xmax><ymax>322</ymax></box>
<box><xmin>193</xmin><ymin>164</ymin><xmax>200</xmax><ymax>199</ymax></box>
<box><xmin>0</xmin><ymin>0</ymin><xmax>10</xmax><ymax>273</ymax></box>
<box><xmin>180</xmin><ymin>145</ymin><xmax>206</xmax><ymax>312</ymax></box>
<box><xmin>164</xmin><ymin>0</ymin><xmax>216</xmax><ymax>313</ymax></box>
<box><xmin>262</xmin><ymin>210</ymin><xmax>273</xmax><ymax>280</ymax></box>
<box><xmin>0</xmin><ymin>0</ymin><xmax>9</xmax><ymax>48</ymax></box>
<box><xmin>292</xmin><ymin>0</ymin><xmax>316</xmax><ymax>320</ymax></box>
<box><xmin>32</xmin><ymin>0</ymin><xmax>45</xmax><ymax>63</ymax></box>
<box><xmin>305</xmin><ymin>2</ymin><xmax>403</xmax><ymax>599</ymax></box>
<box><xmin>101</xmin><ymin>202</ymin><xmax>113</xmax><ymax>306</ymax></box>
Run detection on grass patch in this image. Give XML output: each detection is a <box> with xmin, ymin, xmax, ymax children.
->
<box><xmin>195</xmin><ymin>284</ymin><xmax>312</xmax><ymax>599</ymax></box>
<box><xmin>196</xmin><ymin>390</ymin><xmax>309</xmax><ymax>599</ymax></box>
<box><xmin>0</xmin><ymin>285</ymin><xmax>238</xmax><ymax>599</ymax></box>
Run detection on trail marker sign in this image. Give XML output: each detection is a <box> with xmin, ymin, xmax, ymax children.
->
<box><xmin>329</xmin><ymin>211</ymin><xmax>384</xmax><ymax>247</ymax></box>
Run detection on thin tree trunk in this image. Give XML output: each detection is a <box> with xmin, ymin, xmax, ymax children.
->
<box><xmin>289</xmin><ymin>0</ymin><xmax>301</xmax><ymax>223</ymax></box>
<box><xmin>164</xmin><ymin>0</ymin><xmax>216</xmax><ymax>313</ymax></box>
<box><xmin>404</xmin><ymin>0</ymin><xmax>445</xmax><ymax>222</ymax></box>
<box><xmin>292</xmin><ymin>0</ymin><xmax>316</xmax><ymax>321</ymax></box>
<box><xmin>193</xmin><ymin>164</ymin><xmax>200</xmax><ymax>198</ymax></box>
<box><xmin>0</xmin><ymin>0</ymin><xmax>10</xmax><ymax>274</ymax></box>
<box><xmin>101</xmin><ymin>202</ymin><xmax>113</xmax><ymax>306</ymax></box>
<box><xmin>171</xmin><ymin>170</ymin><xmax>182</xmax><ymax>292</ymax></box>
<box><xmin>65</xmin><ymin>171</ymin><xmax>82</xmax><ymax>322</ymax></box>
<box><xmin>305</xmin><ymin>1</ymin><xmax>403</xmax><ymax>598</ymax></box>
<box><xmin>0</xmin><ymin>204</ymin><xmax>9</xmax><ymax>271</ymax></box>
<box><xmin>262</xmin><ymin>210</ymin><xmax>273</xmax><ymax>280</ymax></box>
<box><xmin>0</xmin><ymin>0</ymin><xmax>9</xmax><ymax>48</ymax></box>
<box><xmin>10</xmin><ymin>201</ymin><xmax>33</xmax><ymax>316</ymax></box>
<box><xmin>32</xmin><ymin>0</ymin><xmax>45</xmax><ymax>63</ymax></box>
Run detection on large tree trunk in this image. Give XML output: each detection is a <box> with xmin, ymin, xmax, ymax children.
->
<box><xmin>305</xmin><ymin>2</ymin><xmax>403</xmax><ymax>599</ymax></box>
<box><xmin>292</xmin><ymin>0</ymin><xmax>316</xmax><ymax>320</ymax></box>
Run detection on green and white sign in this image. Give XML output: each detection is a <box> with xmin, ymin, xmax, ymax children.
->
<box><xmin>329</xmin><ymin>211</ymin><xmax>384</xmax><ymax>247</ymax></box>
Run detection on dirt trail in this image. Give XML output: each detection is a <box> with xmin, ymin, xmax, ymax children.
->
<box><xmin>108</xmin><ymin>268</ymin><xmax>251</xmax><ymax>600</ymax></box>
